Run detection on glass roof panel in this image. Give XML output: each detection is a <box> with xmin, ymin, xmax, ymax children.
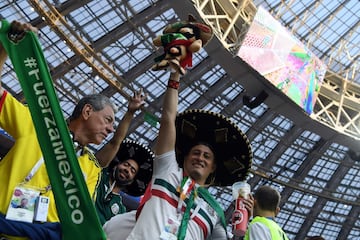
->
<box><xmin>0</xmin><ymin>1</ymin><xmax>359</xmax><ymax>239</ymax></box>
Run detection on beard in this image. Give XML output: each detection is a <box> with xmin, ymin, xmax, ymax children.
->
<box><xmin>112</xmin><ymin>168</ymin><xmax>133</xmax><ymax>186</ymax></box>
<box><xmin>188</xmin><ymin>169</ymin><xmax>202</xmax><ymax>181</ymax></box>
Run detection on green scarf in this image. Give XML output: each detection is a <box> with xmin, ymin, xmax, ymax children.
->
<box><xmin>0</xmin><ymin>19</ymin><xmax>106</xmax><ymax>239</ymax></box>
<box><xmin>177</xmin><ymin>177</ymin><xmax>228</xmax><ymax>240</ymax></box>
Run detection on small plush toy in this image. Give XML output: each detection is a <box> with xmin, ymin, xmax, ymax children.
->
<box><xmin>152</xmin><ymin>15</ymin><xmax>213</xmax><ymax>75</ymax></box>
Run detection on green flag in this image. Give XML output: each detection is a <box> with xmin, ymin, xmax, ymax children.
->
<box><xmin>0</xmin><ymin>19</ymin><xmax>106</xmax><ymax>239</ymax></box>
<box><xmin>144</xmin><ymin>111</ymin><xmax>159</xmax><ymax>127</ymax></box>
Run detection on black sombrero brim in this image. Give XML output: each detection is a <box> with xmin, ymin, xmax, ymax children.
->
<box><xmin>114</xmin><ymin>139</ymin><xmax>154</xmax><ymax>196</ymax></box>
<box><xmin>175</xmin><ymin>109</ymin><xmax>253</xmax><ymax>186</ymax></box>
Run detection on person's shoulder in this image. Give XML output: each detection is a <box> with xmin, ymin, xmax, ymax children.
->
<box><xmin>249</xmin><ymin>217</ymin><xmax>270</xmax><ymax>230</ymax></box>
<box><xmin>248</xmin><ymin>219</ymin><xmax>272</xmax><ymax>239</ymax></box>
<box><xmin>77</xmin><ymin>148</ymin><xmax>102</xmax><ymax>172</ymax></box>
<box><xmin>84</xmin><ymin>147</ymin><xmax>101</xmax><ymax>167</ymax></box>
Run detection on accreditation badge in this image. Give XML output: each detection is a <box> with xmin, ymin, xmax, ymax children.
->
<box><xmin>6</xmin><ymin>186</ymin><xmax>40</xmax><ymax>223</ymax></box>
<box><xmin>160</xmin><ymin>217</ymin><xmax>180</xmax><ymax>240</ymax></box>
<box><xmin>34</xmin><ymin>196</ymin><xmax>50</xmax><ymax>222</ymax></box>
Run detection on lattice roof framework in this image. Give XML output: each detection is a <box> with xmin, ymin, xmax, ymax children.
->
<box><xmin>0</xmin><ymin>1</ymin><xmax>359</xmax><ymax>239</ymax></box>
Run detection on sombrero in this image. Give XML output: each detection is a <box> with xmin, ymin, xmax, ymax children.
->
<box><xmin>175</xmin><ymin>109</ymin><xmax>253</xmax><ymax>186</ymax></box>
<box><xmin>163</xmin><ymin>14</ymin><xmax>213</xmax><ymax>47</ymax></box>
<box><xmin>109</xmin><ymin>139</ymin><xmax>154</xmax><ymax>196</ymax></box>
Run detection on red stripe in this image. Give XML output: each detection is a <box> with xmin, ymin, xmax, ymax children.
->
<box><xmin>0</xmin><ymin>91</ymin><xmax>8</xmax><ymax>113</ymax></box>
<box><xmin>152</xmin><ymin>189</ymin><xmax>178</xmax><ymax>208</ymax></box>
<box><xmin>151</xmin><ymin>189</ymin><xmax>210</xmax><ymax>238</ymax></box>
<box><xmin>193</xmin><ymin>215</ymin><xmax>209</xmax><ymax>238</ymax></box>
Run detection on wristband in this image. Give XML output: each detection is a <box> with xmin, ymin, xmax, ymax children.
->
<box><xmin>167</xmin><ymin>79</ymin><xmax>180</xmax><ymax>90</ymax></box>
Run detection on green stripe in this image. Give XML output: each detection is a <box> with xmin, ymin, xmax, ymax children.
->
<box><xmin>198</xmin><ymin>188</ymin><xmax>227</xmax><ymax>234</ymax></box>
<box><xmin>153</xmin><ymin>178</ymin><xmax>220</xmax><ymax>234</ymax></box>
<box><xmin>154</xmin><ymin>178</ymin><xmax>179</xmax><ymax>196</ymax></box>
<box><xmin>0</xmin><ymin>19</ymin><xmax>106</xmax><ymax>240</ymax></box>
<box><xmin>195</xmin><ymin>205</ymin><xmax>214</xmax><ymax>230</ymax></box>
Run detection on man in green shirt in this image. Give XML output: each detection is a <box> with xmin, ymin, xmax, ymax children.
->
<box><xmin>95</xmin><ymin>140</ymin><xmax>154</xmax><ymax>225</ymax></box>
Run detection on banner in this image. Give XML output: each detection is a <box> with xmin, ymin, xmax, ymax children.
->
<box><xmin>0</xmin><ymin>19</ymin><xmax>106</xmax><ymax>239</ymax></box>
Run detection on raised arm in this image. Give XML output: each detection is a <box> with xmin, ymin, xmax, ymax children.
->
<box><xmin>155</xmin><ymin>70</ymin><xmax>180</xmax><ymax>155</ymax></box>
<box><xmin>0</xmin><ymin>21</ymin><xmax>38</xmax><ymax>97</ymax></box>
<box><xmin>96</xmin><ymin>89</ymin><xmax>146</xmax><ymax>167</ymax></box>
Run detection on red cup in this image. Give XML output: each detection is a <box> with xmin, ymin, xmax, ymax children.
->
<box><xmin>231</xmin><ymin>181</ymin><xmax>250</xmax><ymax>237</ymax></box>
<box><xmin>232</xmin><ymin>197</ymin><xmax>248</xmax><ymax>237</ymax></box>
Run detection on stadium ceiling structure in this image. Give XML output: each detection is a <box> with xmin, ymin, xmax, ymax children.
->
<box><xmin>0</xmin><ymin>0</ymin><xmax>359</xmax><ymax>239</ymax></box>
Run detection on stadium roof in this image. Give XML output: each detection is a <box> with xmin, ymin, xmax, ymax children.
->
<box><xmin>1</xmin><ymin>0</ymin><xmax>359</xmax><ymax>239</ymax></box>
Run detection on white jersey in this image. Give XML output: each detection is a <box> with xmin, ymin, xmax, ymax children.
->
<box><xmin>126</xmin><ymin>151</ymin><xmax>227</xmax><ymax>240</ymax></box>
<box><xmin>103</xmin><ymin>210</ymin><xmax>136</xmax><ymax>240</ymax></box>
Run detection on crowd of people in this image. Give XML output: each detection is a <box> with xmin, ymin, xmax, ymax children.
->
<box><xmin>0</xmin><ymin>19</ymin><xmax>324</xmax><ymax>240</ymax></box>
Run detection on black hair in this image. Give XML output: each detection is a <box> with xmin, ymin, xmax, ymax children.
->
<box><xmin>254</xmin><ymin>185</ymin><xmax>281</xmax><ymax>212</ymax></box>
<box><xmin>107</xmin><ymin>157</ymin><xmax>121</xmax><ymax>174</ymax></box>
<box><xmin>187</xmin><ymin>141</ymin><xmax>217</xmax><ymax>161</ymax></box>
<box><xmin>176</xmin><ymin>141</ymin><xmax>216</xmax><ymax>184</ymax></box>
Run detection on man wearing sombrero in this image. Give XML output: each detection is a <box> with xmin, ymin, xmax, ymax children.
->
<box><xmin>125</xmin><ymin>60</ymin><xmax>253</xmax><ymax>239</ymax></box>
<box><xmin>95</xmin><ymin>139</ymin><xmax>154</xmax><ymax>225</ymax></box>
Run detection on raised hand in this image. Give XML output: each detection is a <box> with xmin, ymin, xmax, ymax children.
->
<box><xmin>128</xmin><ymin>88</ymin><xmax>147</xmax><ymax>114</ymax></box>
